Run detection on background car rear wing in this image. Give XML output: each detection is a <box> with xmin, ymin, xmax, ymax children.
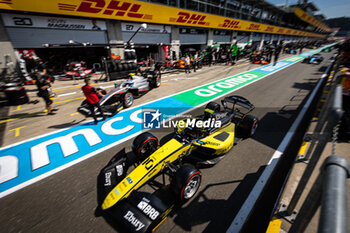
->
<box><xmin>222</xmin><ymin>95</ymin><xmax>255</xmax><ymax>112</ymax></box>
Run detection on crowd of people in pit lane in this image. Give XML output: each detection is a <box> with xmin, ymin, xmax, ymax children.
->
<box><xmin>173</xmin><ymin>40</ymin><xmax>326</xmax><ymax>72</ymax></box>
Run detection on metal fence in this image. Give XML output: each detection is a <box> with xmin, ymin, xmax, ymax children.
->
<box><xmin>278</xmin><ymin>54</ymin><xmax>350</xmax><ymax>232</ymax></box>
<box><xmin>288</xmin><ymin>85</ymin><xmax>349</xmax><ymax>233</ymax></box>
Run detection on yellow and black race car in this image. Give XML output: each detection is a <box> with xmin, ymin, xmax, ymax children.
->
<box><xmin>97</xmin><ymin>96</ymin><xmax>259</xmax><ymax>233</ymax></box>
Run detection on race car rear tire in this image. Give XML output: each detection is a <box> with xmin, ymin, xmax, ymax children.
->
<box><xmin>132</xmin><ymin>132</ymin><xmax>159</xmax><ymax>162</ymax></box>
<box><xmin>170</xmin><ymin>165</ymin><xmax>201</xmax><ymax>203</ymax></box>
<box><xmin>123</xmin><ymin>92</ymin><xmax>134</xmax><ymax>108</ymax></box>
<box><xmin>240</xmin><ymin>115</ymin><xmax>259</xmax><ymax>138</ymax></box>
<box><xmin>205</xmin><ymin>101</ymin><xmax>220</xmax><ymax>112</ymax></box>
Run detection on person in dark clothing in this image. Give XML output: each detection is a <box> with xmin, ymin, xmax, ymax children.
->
<box><xmin>35</xmin><ymin>60</ymin><xmax>57</xmax><ymax>115</ymax></box>
<box><xmin>208</xmin><ymin>51</ymin><xmax>213</xmax><ymax>67</ymax></box>
<box><xmin>299</xmin><ymin>44</ymin><xmax>304</xmax><ymax>54</ymax></box>
<box><xmin>82</xmin><ymin>78</ymin><xmax>106</xmax><ymax>124</ymax></box>
<box><xmin>265</xmin><ymin>44</ymin><xmax>274</xmax><ymax>63</ymax></box>
<box><xmin>193</xmin><ymin>52</ymin><xmax>198</xmax><ymax>72</ymax></box>
<box><xmin>273</xmin><ymin>44</ymin><xmax>282</xmax><ymax>66</ymax></box>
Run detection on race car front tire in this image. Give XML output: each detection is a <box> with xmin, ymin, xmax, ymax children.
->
<box><xmin>240</xmin><ymin>115</ymin><xmax>259</xmax><ymax>138</ymax></box>
<box><xmin>123</xmin><ymin>92</ymin><xmax>134</xmax><ymax>108</ymax></box>
<box><xmin>132</xmin><ymin>132</ymin><xmax>159</xmax><ymax>162</ymax></box>
<box><xmin>170</xmin><ymin>165</ymin><xmax>201</xmax><ymax>203</ymax></box>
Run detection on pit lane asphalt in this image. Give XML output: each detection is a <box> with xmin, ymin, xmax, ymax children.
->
<box><xmin>0</xmin><ymin>52</ymin><xmax>335</xmax><ymax>233</ymax></box>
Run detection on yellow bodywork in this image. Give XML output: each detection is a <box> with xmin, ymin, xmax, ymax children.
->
<box><xmin>102</xmin><ymin>122</ymin><xmax>235</xmax><ymax>210</ymax></box>
<box><xmin>194</xmin><ymin>123</ymin><xmax>235</xmax><ymax>155</ymax></box>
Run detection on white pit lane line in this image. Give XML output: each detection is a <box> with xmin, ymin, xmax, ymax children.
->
<box><xmin>226</xmin><ymin>66</ymin><xmax>332</xmax><ymax>233</ymax></box>
<box><xmin>100</xmin><ymin>85</ymin><xmax>114</xmax><ymax>89</ymax></box>
<box><xmin>52</xmin><ymin>81</ymin><xmax>112</xmax><ymax>90</ymax></box>
<box><xmin>57</xmin><ymin>92</ymin><xmax>77</xmax><ymax>97</ymax></box>
<box><xmin>57</xmin><ymin>86</ymin><xmax>114</xmax><ymax>97</ymax></box>
<box><xmin>171</xmin><ymin>77</ymin><xmax>199</xmax><ymax>81</ymax></box>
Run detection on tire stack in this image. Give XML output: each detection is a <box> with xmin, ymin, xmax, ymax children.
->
<box><xmin>106</xmin><ymin>49</ymin><xmax>138</xmax><ymax>80</ymax></box>
<box><xmin>3</xmin><ymin>82</ymin><xmax>29</xmax><ymax>105</ymax></box>
<box><xmin>124</xmin><ymin>50</ymin><xmax>137</xmax><ymax>73</ymax></box>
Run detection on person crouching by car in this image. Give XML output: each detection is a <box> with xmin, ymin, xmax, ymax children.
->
<box><xmin>82</xmin><ymin>77</ymin><xmax>106</xmax><ymax>125</ymax></box>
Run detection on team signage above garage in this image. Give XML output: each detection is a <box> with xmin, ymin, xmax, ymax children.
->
<box><xmin>0</xmin><ymin>0</ymin><xmax>325</xmax><ymax>38</ymax></box>
<box><xmin>1</xmin><ymin>13</ymin><xmax>106</xmax><ymax>30</ymax></box>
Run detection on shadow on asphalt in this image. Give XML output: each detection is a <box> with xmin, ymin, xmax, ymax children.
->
<box><xmin>317</xmin><ymin>65</ymin><xmax>328</xmax><ymax>73</ymax></box>
<box><xmin>308</xmin><ymin>65</ymin><xmax>328</xmax><ymax>75</ymax></box>
<box><xmin>251</xmin><ymin>76</ymin><xmax>318</xmax><ymax>151</ymax></box>
<box><xmin>48</xmin><ymin>119</ymin><xmax>86</xmax><ymax>129</ymax></box>
<box><xmin>172</xmin><ymin>165</ymin><xmax>266</xmax><ymax>232</ymax></box>
<box><xmin>5</xmin><ymin>111</ymin><xmax>45</xmax><ymax>119</ymax></box>
<box><xmin>292</xmin><ymin>82</ymin><xmax>318</xmax><ymax>91</ymax></box>
<box><xmin>0</xmin><ymin>105</ymin><xmax>10</xmax><ymax>146</ymax></box>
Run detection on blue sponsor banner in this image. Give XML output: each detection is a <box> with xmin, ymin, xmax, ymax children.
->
<box><xmin>253</xmin><ymin>61</ymin><xmax>292</xmax><ymax>73</ymax></box>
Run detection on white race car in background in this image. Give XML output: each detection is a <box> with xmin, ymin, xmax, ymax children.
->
<box><xmin>78</xmin><ymin>70</ymin><xmax>161</xmax><ymax>118</ymax></box>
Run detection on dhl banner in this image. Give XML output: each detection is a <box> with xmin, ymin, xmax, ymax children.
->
<box><xmin>0</xmin><ymin>0</ymin><xmax>325</xmax><ymax>38</ymax></box>
<box><xmin>294</xmin><ymin>7</ymin><xmax>331</xmax><ymax>33</ymax></box>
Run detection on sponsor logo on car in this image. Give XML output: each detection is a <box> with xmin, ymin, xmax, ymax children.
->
<box><xmin>116</xmin><ymin>164</ymin><xmax>124</xmax><ymax>176</ymax></box>
<box><xmin>124</xmin><ymin>210</ymin><xmax>145</xmax><ymax>231</ymax></box>
<box><xmin>137</xmin><ymin>198</ymin><xmax>160</xmax><ymax>220</ymax></box>
<box><xmin>126</xmin><ymin>177</ymin><xmax>133</xmax><ymax>184</ymax></box>
<box><xmin>104</xmin><ymin>172</ymin><xmax>112</xmax><ymax>186</ymax></box>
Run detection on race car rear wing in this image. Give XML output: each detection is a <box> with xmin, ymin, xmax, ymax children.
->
<box><xmin>222</xmin><ymin>95</ymin><xmax>255</xmax><ymax>111</ymax></box>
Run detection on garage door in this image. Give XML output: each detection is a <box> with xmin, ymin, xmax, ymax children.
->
<box><xmin>122</xmin><ymin>32</ymin><xmax>170</xmax><ymax>44</ymax></box>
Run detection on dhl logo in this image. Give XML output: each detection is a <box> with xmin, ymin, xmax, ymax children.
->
<box><xmin>219</xmin><ymin>19</ymin><xmax>241</xmax><ymax>29</ymax></box>
<box><xmin>246</xmin><ymin>23</ymin><xmax>260</xmax><ymax>31</ymax></box>
<box><xmin>264</xmin><ymin>26</ymin><xmax>274</xmax><ymax>32</ymax></box>
<box><xmin>169</xmin><ymin>12</ymin><xmax>209</xmax><ymax>26</ymax></box>
<box><xmin>58</xmin><ymin>0</ymin><xmax>152</xmax><ymax>19</ymax></box>
<box><xmin>277</xmin><ymin>28</ymin><xmax>284</xmax><ymax>33</ymax></box>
